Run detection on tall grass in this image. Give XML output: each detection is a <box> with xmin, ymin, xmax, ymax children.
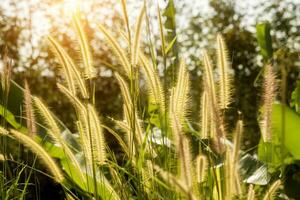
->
<box><xmin>0</xmin><ymin>1</ymin><xmax>283</xmax><ymax>199</ymax></box>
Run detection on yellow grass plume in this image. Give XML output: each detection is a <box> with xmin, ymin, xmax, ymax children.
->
<box><xmin>33</xmin><ymin>97</ymin><xmax>85</xmax><ymax>182</ymax></box>
<box><xmin>48</xmin><ymin>36</ymin><xmax>89</xmax><ymax>99</ymax></box>
<box><xmin>139</xmin><ymin>53</ymin><xmax>165</xmax><ymax>114</ymax></box>
<box><xmin>216</xmin><ymin>34</ymin><xmax>233</xmax><ymax>109</ymax></box>
<box><xmin>24</xmin><ymin>80</ymin><xmax>37</xmax><ymax>137</ymax></box>
<box><xmin>72</xmin><ymin>13</ymin><xmax>96</xmax><ymax>79</ymax></box>
<box><xmin>131</xmin><ymin>6</ymin><xmax>145</xmax><ymax>66</ymax></box>
<box><xmin>0</xmin><ymin>127</ymin><xmax>64</xmax><ymax>183</ymax></box>
<box><xmin>98</xmin><ymin>24</ymin><xmax>131</xmax><ymax>76</ymax></box>
<box><xmin>260</xmin><ymin>65</ymin><xmax>277</xmax><ymax>142</ymax></box>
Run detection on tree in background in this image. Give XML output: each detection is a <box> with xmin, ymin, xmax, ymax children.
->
<box><xmin>0</xmin><ymin>0</ymin><xmax>124</xmax><ymax>130</ymax></box>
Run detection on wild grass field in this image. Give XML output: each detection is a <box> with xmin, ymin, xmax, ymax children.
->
<box><xmin>0</xmin><ymin>0</ymin><xmax>299</xmax><ymax>199</ymax></box>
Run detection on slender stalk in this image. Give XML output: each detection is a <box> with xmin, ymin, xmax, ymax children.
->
<box><xmin>280</xmin><ymin>65</ymin><xmax>286</xmax><ymax>167</ymax></box>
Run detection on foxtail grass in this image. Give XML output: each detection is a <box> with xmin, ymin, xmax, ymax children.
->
<box><xmin>0</xmin><ymin>128</ymin><xmax>64</xmax><ymax>183</ymax></box>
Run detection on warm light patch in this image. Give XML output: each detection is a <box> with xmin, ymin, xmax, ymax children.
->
<box><xmin>61</xmin><ymin>0</ymin><xmax>81</xmax><ymax>17</ymax></box>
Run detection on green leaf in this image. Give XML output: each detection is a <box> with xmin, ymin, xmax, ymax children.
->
<box><xmin>0</xmin><ymin>80</ymin><xmax>24</xmax><ymax>118</ymax></box>
<box><xmin>290</xmin><ymin>81</ymin><xmax>300</xmax><ymax>114</ymax></box>
<box><xmin>165</xmin><ymin>36</ymin><xmax>177</xmax><ymax>55</ymax></box>
<box><xmin>163</xmin><ymin>0</ymin><xmax>178</xmax><ymax>61</ymax></box>
<box><xmin>0</xmin><ymin>105</ymin><xmax>23</xmax><ymax>130</ymax></box>
<box><xmin>256</xmin><ymin>22</ymin><xmax>273</xmax><ymax>60</ymax></box>
<box><xmin>272</xmin><ymin>104</ymin><xmax>300</xmax><ymax>160</ymax></box>
<box><xmin>258</xmin><ymin>103</ymin><xmax>300</xmax><ymax>168</ymax></box>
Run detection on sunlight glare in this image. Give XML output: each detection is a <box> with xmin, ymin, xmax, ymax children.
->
<box><xmin>62</xmin><ymin>0</ymin><xmax>81</xmax><ymax>17</ymax></box>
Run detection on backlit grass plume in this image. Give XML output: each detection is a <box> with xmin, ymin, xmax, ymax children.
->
<box><xmin>120</xmin><ymin>0</ymin><xmax>131</xmax><ymax>43</ymax></box>
<box><xmin>115</xmin><ymin>73</ymin><xmax>143</xmax><ymax>154</ymax></box>
<box><xmin>202</xmin><ymin>50</ymin><xmax>226</xmax><ymax>151</ymax></box>
<box><xmin>48</xmin><ymin>36</ymin><xmax>89</xmax><ymax>99</ymax></box>
<box><xmin>225</xmin><ymin>120</ymin><xmax>243</xmax><ymax>199</ymax></box>
<box><xmin>1</xmin><ymin>47</ymin><xmax>12</xmax><ymax>98</ymax></box>
<box><xmin>203</xmin><ymin>50</ymin><xmax>217</xmax><ymax>105</ymax></box>
<box><xmin>98</xmin><ymin>24</ymin><xmax>131</xmax><ymax>76</ymax></box>
<box><xmin>131</xmin><ymin>6</ymin><xmax>145</xmax><ymax>66</ymax></box>
<box><xmin>56</xmin><ymin>83</ymin><xmax>92</xmax><ymax>164</ymax></box>
<box><xmin>73</xmin><ymin>13</ymin><xmax>96</xmax><ymax>79</ymax></box>
<box><xmin>33</xmin><ymin>97</ymin><xmax>85</xmax><ymax>182</ymax></box>
<box><xmin>24</xmin><ymin>80</ymin><xmax>36</xmax><ymax>137</ymax></box>
<box><xmin>216</xmin><ymin>34</ymin><xmax>233</xmax><ymax>109</ymax></box>
<box><xmin>139</xmin><ymin>53</ymin><xmax>165</xmax><ymax>114</ymax></box>
<box><xmin>153</xmin><ymin>164</ymin><xmax>197</xmax><ymax>200</ymax></box>
<box><xmin>0</xmin><ymin>128</ymin><xmax>64</xmax><ymax>183</ymax></box>
<box><xmin>196</xmin><ymin>155</ymin><xmax>207</xmax><ymax>183</ymax></box>
<box><xmin>200</xmin><ymin>90</ymin><xmax>209</xmax><ymax>138</ymax></box>
<box><xmin>170</xmin><ymin>60</ymin><xmax>190</xmax><ymax>125</ymax></box>
<box><xmin>48</xmin><ymin>36</ymin><xmax>76</xmax><ymax>95</ymax></box>
<box><xmin>87</xmin><ymin>104</ymin><xmax>106</xmax><ymax>165</ymax></box>
<box><xmin>260</xmin><ymin>64</ymin><xmax>277</xmax><ymax>142</ymax></box>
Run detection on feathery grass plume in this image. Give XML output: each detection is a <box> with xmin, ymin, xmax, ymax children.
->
<box><xmin>202</xmin><ymin>50</ymin><xmax>227</xmax><ymax>152</ymax></box>
<box><xmin>171</xmin><ymin>113</ymin><xmax>193</xmax><ymax>193</ymax></box>
<box><xmin>179</xmin><ymin>134</ymin><xmax>192</xmax><ymax>189</ymax></box>
<box><xmin>57</xmin><ymin>83</ymin><xmax>86</xmax><ymax>113</ymax></box>
<box><xmin>57</xmin><ymin>83</ymin><xmax>93</xmax><ymax>165</ymax></box>
<box><xmin>64</xmin><ymin>52</ymin><xmax>89</xmax><ymax>99</ymax></box>
<box><xmin>24</xmin><ymin>80</ymin><xmax>36</xmax><ymax>137</ymax></box>
<box><xmin>76</xmin><ymin>120</ymin><xmax>92</xmax><ymax>166</ymax></box>
<box><xmin>0</xmin><ymin>128</ymin><xmax>64</xmax><ymax>183</ymax></box>
<box><xmin>202</xmin><ymin>50</ymin><xmax>217</xmax><ymax>104</ymax></box>
<box><xmin>98</xmin><ymin>24</ymin><xmax>131</xmax><ymax>76</ymax></box>
<box><xmin>200</xmin><ymin>90</ymin><xmax>209</xmax><ymax>138</ymax></box>
<box><xmin>225</xmin><ymin>149</ymin><xmax>233</xmax><ymax>200</ymax></box>
<box><xmin>260</xmin><ymin>64</ymin><xmax>277</xmax><ymax>142</ymax></box>
<box><xmin>196</xmin><ymin>155</ymin><xmax>207</xmax><ymax>183</ymax></box>
<box><xmin>86</xmin><ymin>104</ymin><xmax>106</xmax><ymax>165</ymax></box>
<box><xmin>153</xmin><ymin>164</ymin><xmax>196</xmax><ymax>200</ymax></box>
<box><xmin>115</xmin><ymin>73</ymin><xmax>143</xmax><ymax>148</ymax></box>
<box><xmin>232</xmin><ymin>120</ymin><xmax>243</xmax><ymax>165</ymax></box>
<box><xmin>48</xmin><ymin>36</ymin><xmax>76</xmax><ymax>95</ymax></box>
<box><xmin>33</xmin><ymin>97</ymin><xmax>85</xmax><ymax>182</ymax></box>
<box><xmin>1</xmin><ymin>47</ymin><xmax>12</xmax><ymax>103</ymax></box>
<box><xmin>101</xmin><ymin>124</ymin><xmax>130</xmax><ymax>157</ymax></box>
<box><xmin>33</xmin><ymin>97</ymin><xmax>61</xmax><ymax>139</ymax></box>
<box><xmin>157</xmin><ymin>5</ymin><xmax>166</xmax><ymax>56</ymax></box>
<box><xmin>216</xmin><ymin>34</ymin><xmax>232</xmax><ymax>109</ymax></box>
<box><xmin>169</xmin><ymin>60</ymin><xmax>190</xmax><ymax>124</ymax></box>
<box><xmin>139</xmin><ymin>53</ymin><xmax>165</xmax><ymax>113</ymax></box>
<box><xmin>72</xmin><ymin>13</ymin><xmax>96</xmax><ymax>79</ymax></box>
<box><xmin>225</xmin><ymin>120</ymin><xmax>243</xmax><ymax>199</ymax></box>
<box><xmin>169</xmin><ymin>60</ymin><xmax>191</xmax><ymax>185</ymax></box>
<box><xmin>144</xmin><ymin>160</ymin><xmax>155</xmax><ymax>191</ymax></box>
<box><xmin>131</xmin><ymin>6</ymin><xmax>145</xmax><ymax>66</ymax></box>
<box><xmin>247</xmin><ymin>184</ymin><xmax>255</xmax><ymax>200</ymax></box>
<box><xmin>263</xmin><ymin>180</ymin><xmax>281</xmax><ymax>200</ymax></box>
<box><xmin>120</xmin><ymin>0</ymin><xmax>131</xmax><ymax>42</ymax></box>
<box><xmin>48</xmin><ymin>36</ymin><xmax>89</xmax><ymax>99</ymax></box>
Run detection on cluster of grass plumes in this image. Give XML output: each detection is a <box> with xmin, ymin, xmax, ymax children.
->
<box><xmin>0</xmin><ymin>1</ymin><xmax>283</xmax><ymax>199</ymax></box>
